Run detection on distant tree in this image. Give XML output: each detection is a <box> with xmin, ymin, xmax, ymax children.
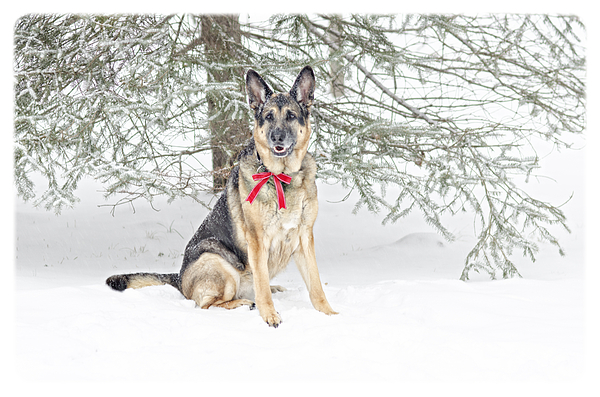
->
<box><xmin>14</xmin><ymin>14</ymin><xmax>585</xmax><ymax>279</ymax></box>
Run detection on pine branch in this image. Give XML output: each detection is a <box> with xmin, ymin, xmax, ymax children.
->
<box><xmin>306</xmin><ymin>19</ymin><xmax>439</xmax><ymax>126</ymax></box>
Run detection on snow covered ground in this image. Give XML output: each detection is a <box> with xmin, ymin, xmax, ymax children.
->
<box><xmin>10</xmin><ymin>139</ymin><xmax>597</xmax><ymax>395</ymax></box>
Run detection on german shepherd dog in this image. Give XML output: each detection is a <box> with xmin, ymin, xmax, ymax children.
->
<box><xmin>106</xmin><ymin>66</ymin><xmax>337</xmax><ymax>327</ymax></box>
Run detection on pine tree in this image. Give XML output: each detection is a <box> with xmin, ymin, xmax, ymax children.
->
<box><xmin>14</xmin><ymin>14</ymin><xmax>585</xmax><ymax>279</ymax></box>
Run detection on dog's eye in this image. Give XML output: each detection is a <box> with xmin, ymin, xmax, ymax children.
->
<box><xmin>265</xmin><ymin>113</ymin><xmax>274</xmax><ymax>122</ymax></box>
<box><xmin>287</xmin><ymin>112</ymin><xmax>296</xmax><ymax>121</ymax></box>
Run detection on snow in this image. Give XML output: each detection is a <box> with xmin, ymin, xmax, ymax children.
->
<box><xmin>10</xmin><ymin>141</ymin><xmax>597</xmax><ymax>396</ymax></box>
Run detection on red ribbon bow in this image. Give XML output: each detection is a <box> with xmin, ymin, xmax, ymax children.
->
<box><xmin>245</xmin><ymin>172</ymin><xmax>292</xmax><ymax>210</ymax></box>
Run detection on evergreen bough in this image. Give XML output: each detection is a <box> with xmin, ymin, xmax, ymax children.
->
<box><xmin>14</xmin><ymin>14</ymin><xmax>585</xmax><ymax>279</ymax></box>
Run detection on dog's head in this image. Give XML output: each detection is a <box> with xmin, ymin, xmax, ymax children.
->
<box><xmin>246</xmin><ymin>66</ymin><xmax>315</xmax><ymax>174</ymax></box>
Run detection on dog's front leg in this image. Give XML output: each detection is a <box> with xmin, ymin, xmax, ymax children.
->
<box><xmin>247</xmin><ymin>235</ymin><xmax>282</xmax><ymax>328</ymax></box>
<box><xmin>294</xmin><ymin>227</ymin><xmax>338</xmax><ymax>316</ymax></box>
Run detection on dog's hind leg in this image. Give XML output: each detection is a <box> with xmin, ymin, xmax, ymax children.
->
<box><xmin>213</xmin><ymin>299</ymin><xmax>256</xmax><ymax>310</ymax></box>
<box><xmin>196</xmin><ymin>295</ymin><xmax>255</xmax><ymax>310</ymax></box>
<box><xmin>270</xmin><ymin>285</ymin><xmax>286</xmax><ymax>293</ymax></box>
<box><xmin>181</xmin><ymin>253</ymin><xmax>253</xmax><ymax>310</ymax></box>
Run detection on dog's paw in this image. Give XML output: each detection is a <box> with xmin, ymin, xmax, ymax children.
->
<box><xmin>314</xmin><ymin>300</ymin><xmax>338</xmax><ymax>316</ymax></box>
<box><xmin>261</xmin><ymin>310</ymin><xmax>282</xmax><ymax>328</ymax></box>
<box><xmin>270</xmin><ymin>285</ymin><xmax>286</xmax><ymax>293</ymax></box>
<box><xmin>236</xmin><ymin>299</ymin><xmax>256</xmax><ymax>310</ymax></box>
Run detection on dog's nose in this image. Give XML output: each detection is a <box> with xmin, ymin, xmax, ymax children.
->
<box><xmin>270</xmin><ymin>128</ymin><xmax>286</xmax><ymax>144</ymax></box>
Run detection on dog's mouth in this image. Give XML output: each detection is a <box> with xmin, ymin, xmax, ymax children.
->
<box><xmin>271</xmin><ymin>143</ymin><xmax>294</xmax><ymax>157</ymax></box>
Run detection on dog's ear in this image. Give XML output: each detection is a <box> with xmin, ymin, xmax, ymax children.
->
<box><xmin>290</xmin><ymin>66</ymin><xmax>315</xmax><ymax>110</ymax></box>
<box><xmin>246</xmin><ymin>69</ymin><xmax>273</xmax><ymax>112</ymax></box>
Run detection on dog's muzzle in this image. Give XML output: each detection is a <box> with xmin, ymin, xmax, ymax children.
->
<box><xmin>269</xmin><ymin>128</ymin><xmax>296</xmax><ymax>157</ymax></box>
<box><xmin>271</xmin><ymin>143</ymin><xmax>295</xmax><ymax>157</ymax></box>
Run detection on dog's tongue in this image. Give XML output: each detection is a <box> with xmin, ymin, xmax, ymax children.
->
<box><xmin>274</xmin><ymin>146</ymin><xmax>285</xmax><ymax>153</ymax></box>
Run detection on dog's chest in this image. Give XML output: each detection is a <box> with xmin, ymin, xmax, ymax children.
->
<box><xmin>237</xmin><ymin>152</ymin><xmax>317</xmax><ymax>278</ymax></box>
<box><xmin>261</xmin><ymin>186</ymin><xmax>306</xmax><ymax>277</ymax></box>
<box><xmin>261</xmin><ymin>185</ymin><xmax>304</xmax><ymax>238</ymax></box>
<box><xmin>266</xmin><ymin>210</ymin><xmax>303</xmax><ymax>278</ymax></box>
<box><xmin>271</xmin><ymin>203</ymin><xmax>303</xmax><ymax>232</ymax></box>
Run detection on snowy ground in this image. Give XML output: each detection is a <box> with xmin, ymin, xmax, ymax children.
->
<box><xmin>10</xmin><ymin>140</ymin><xmax>597</xmax><ymax>395</ymax></box>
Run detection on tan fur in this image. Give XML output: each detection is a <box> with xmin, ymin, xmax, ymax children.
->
<box><xmin>127</xmin><ymin>275</ymin><xmax>168</xmax><ymax>289</ymax></box>
<box><xmin>178</xmin><ymin>67</ymin><xmax>337</xmax><ymax>327</ymax></box>
<box><xmin>235</xmin><ymin>96</ymin><xmax>335</xmax><ymax>325</ymax></box>
<box><xmin>181</xmin><ymin>253</ymin><xmax>255</xmax><ymax>310</ymax></box>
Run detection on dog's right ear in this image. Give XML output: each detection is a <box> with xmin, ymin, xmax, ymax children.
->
<box><xmin>246</xmin><ymin>69</ymin><xmax>273</xmax><ymax>112</ymax></box>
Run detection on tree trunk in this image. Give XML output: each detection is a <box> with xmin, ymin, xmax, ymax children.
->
<box><xmin>201</xmin><ymin>15</ymin><xmax>249</xmax><ymax>191</ymax></box>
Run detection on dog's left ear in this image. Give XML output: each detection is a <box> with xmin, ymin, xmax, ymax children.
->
<box><xmin>290</xmin><ymin>66</ymin><xmax>315</xmax><ymax>110</ymax></box>
<box><xmin>246</xmin><ymin>69</ymin><xmax>273</xmax><ymax>112</ymax></box>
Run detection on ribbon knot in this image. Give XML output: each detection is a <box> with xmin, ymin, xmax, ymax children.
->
<box><xmin>245</xmin><ymin>172</ymin><xmax>292</xmax><ymax>210</ymax></box>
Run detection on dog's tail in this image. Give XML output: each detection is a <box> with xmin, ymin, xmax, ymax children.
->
<box><xmin>106</xmin><ymin>272</ymin><xmax>181</xmax><ymax>292</ymax></box>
